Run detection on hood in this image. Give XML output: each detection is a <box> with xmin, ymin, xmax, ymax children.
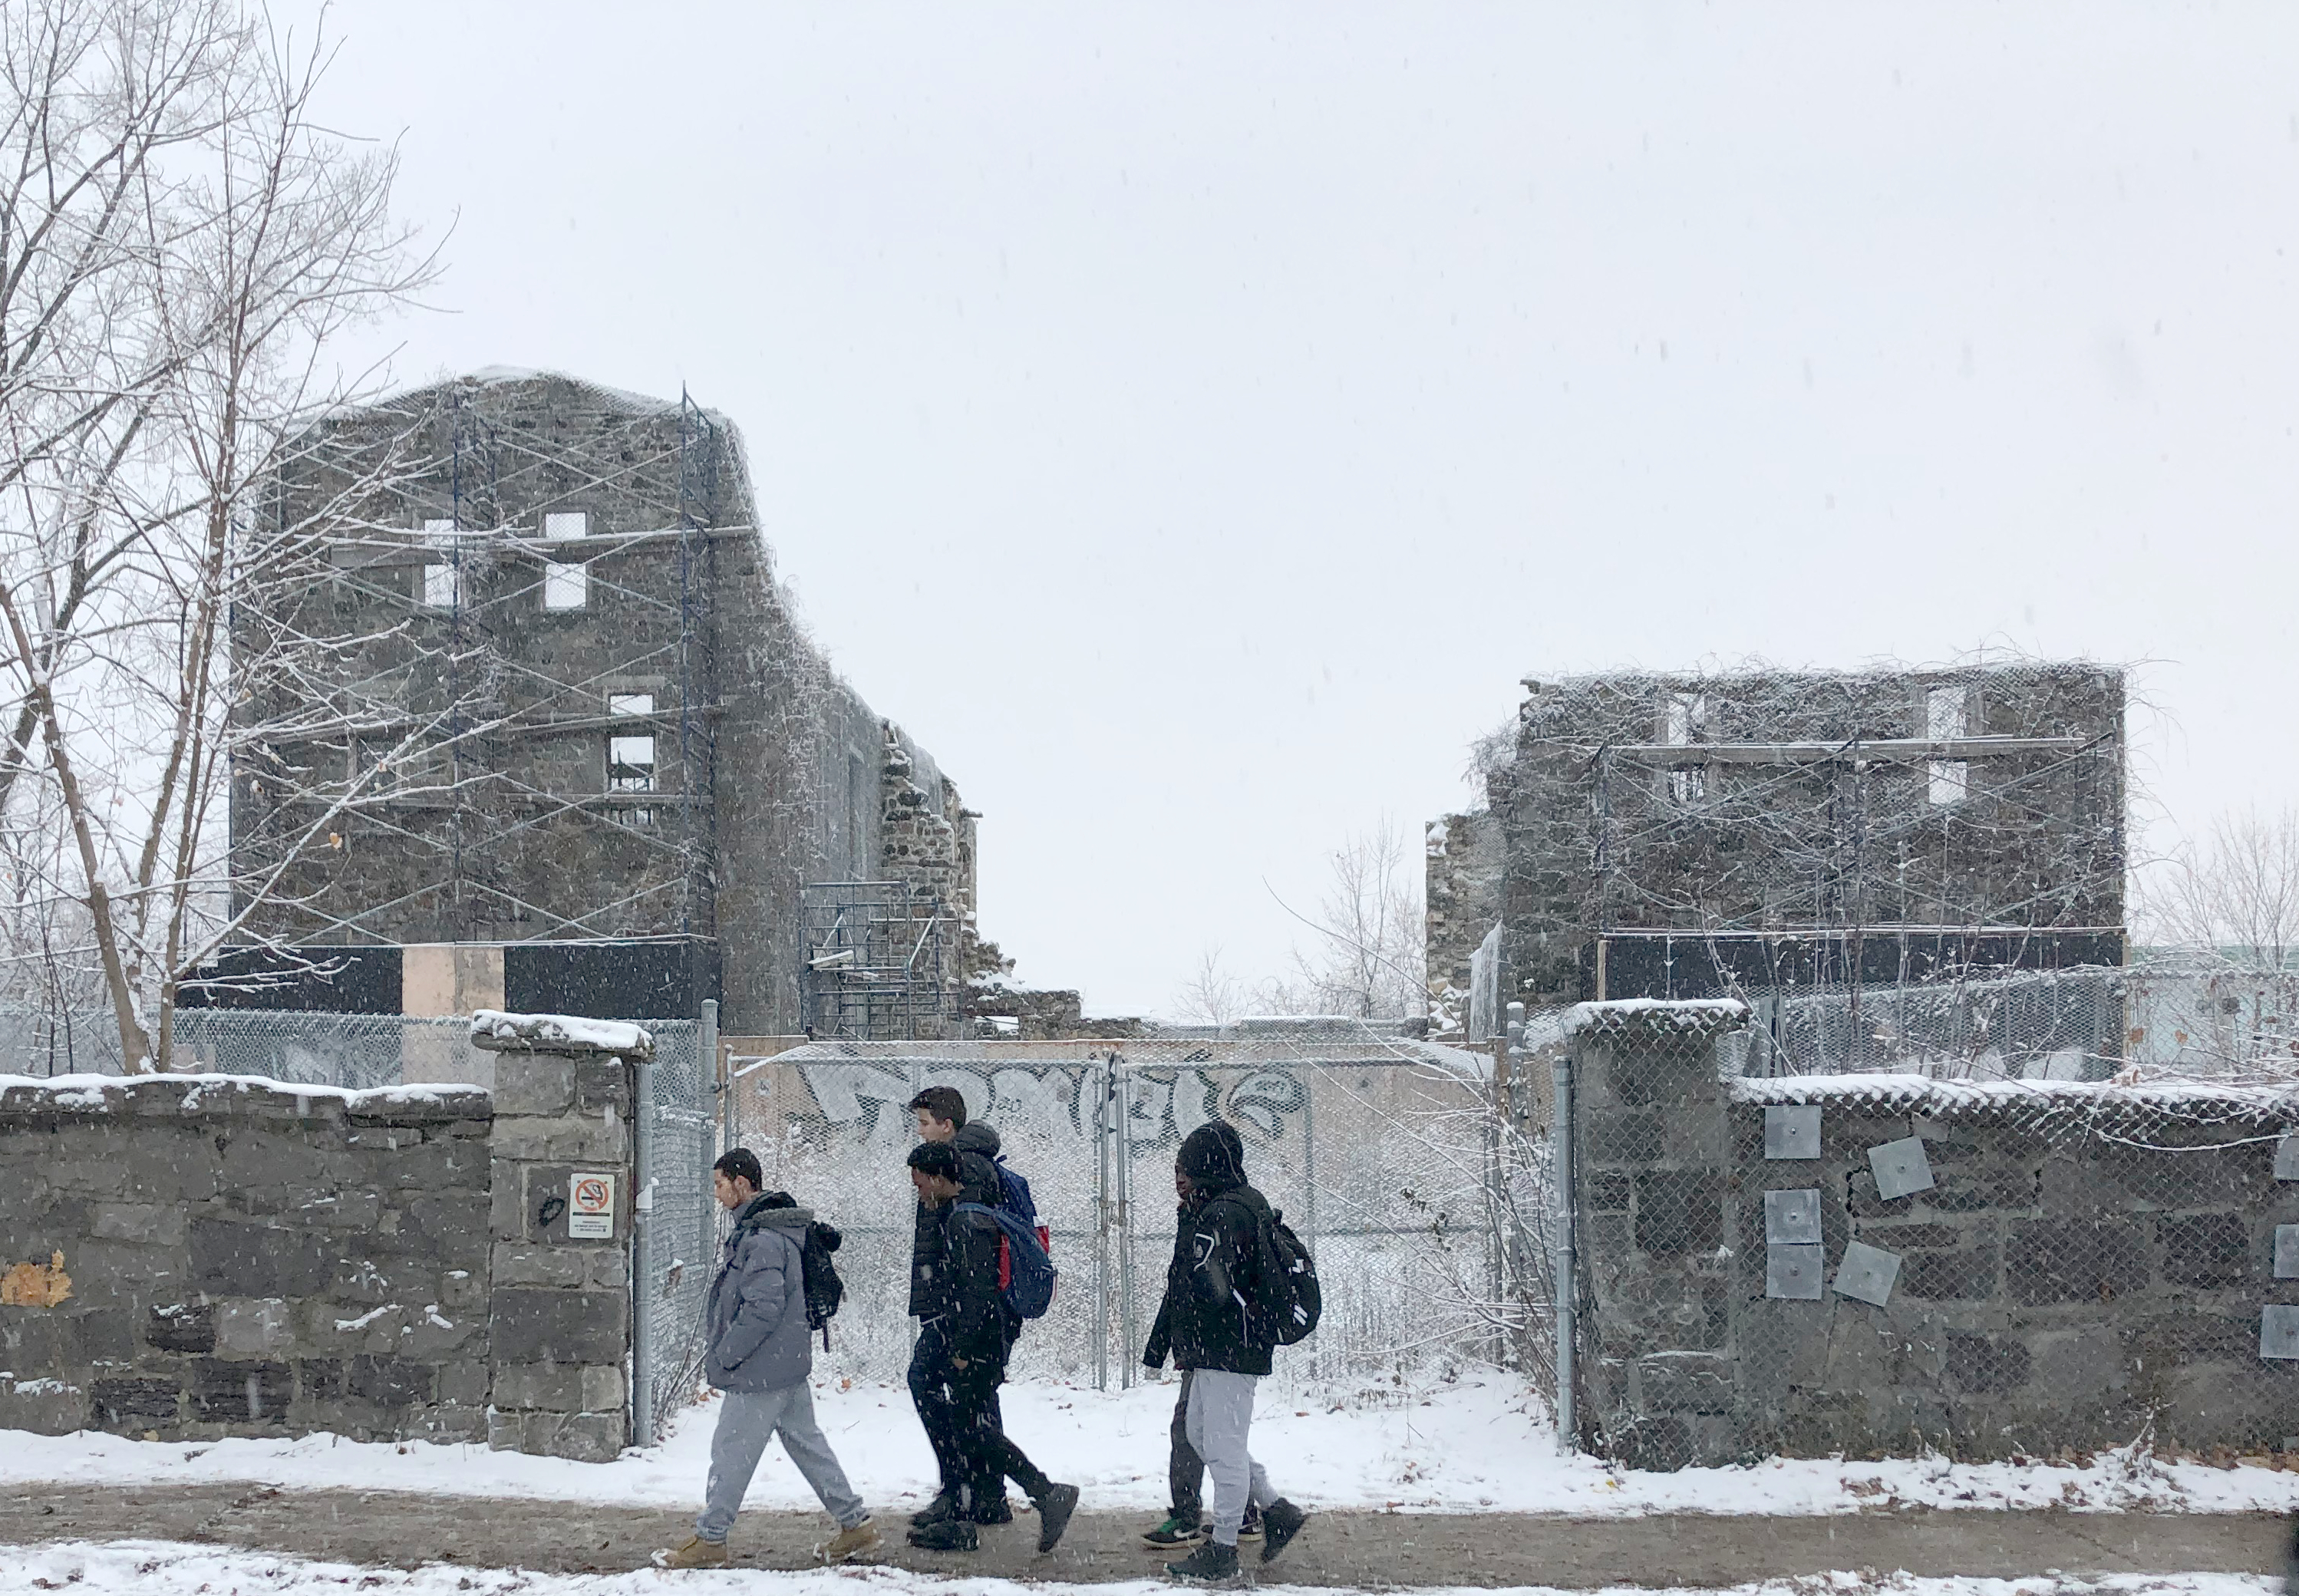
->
<box><xmin>737</xmin><ymin>1197</ymin><xmax>815</xmax><ymax>1233</ymax></box>
<box><xmin>954</xmin><ymin>1121</ymin><xmax>1001</xmax><ymax>1159</ymax></box>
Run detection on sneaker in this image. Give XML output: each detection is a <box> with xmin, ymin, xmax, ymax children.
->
<box><xmin>1258</xmin><ymin>1499</ymin><xmax>1308</xmax><ymax>1563</ymax></box>
<box><xmin>968</xmin><ymin>1496</ymin><xmax>1014</xmax><ymax>1525</ymax></box>
<box><xmin>1034</xmin><ymin>1482</ymin><xmax>1080</xmax><ymax>1553</ymax></box>
<box><xmin>653</xmin><ymin>1535</ymin><xmax>729</xmax><ymax>1570</ymax></box>
<box><xmin>1238</xmin><ymin>1503</ymin><xmax>1264</xmax><ymax>1541</ymax></box>
<box><xmin>815</xmin><ymin>1519</ymin><xmax>882</xmax><ymax>1565</ymax></box>
<box><xmin>1141</xmin><ymin>1514</ymin><xmax>1208</xmax><ymax>1550</ymax></box>
<box><xmin>1166</xmin><ymin>1540</ymin><xmax>1240</xmax><ymax>1582</ymax></box>
<box><xmin>910</xmin><ymin>1492</ymin><xmax>959</xmax><ymax>1528</ymax></box>
<box><xmin>907</xmin><ymin>1518</ymin><xmax>979</xmax><ymax>1552</ymax></box>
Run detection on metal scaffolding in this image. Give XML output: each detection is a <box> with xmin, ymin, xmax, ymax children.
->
<box><xmin>798</xmin><ymin>881</ymin><xmax>952</xmax><ymax>1039</ymax></box>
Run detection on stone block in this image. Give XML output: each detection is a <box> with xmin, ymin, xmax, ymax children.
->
<box><xmin>74</xmin><ymin>1307</ymin><xmax>134</xmax><ymax>1363</ymax></box>
<box><xmin>1585</xmin><ymin>1112</ymin><xmax>1664</xmax><ymax>1165</ymax></box>
<box><xmin>91</xmin><ymin>1375</ymin><xmax>180</xmax><ymax>1429</ymax></box>
<box><xmin>190</xmin><ymin>1358</ymin><xmax>292</xmax><ymax>1424</ymax></box>
<box><xmin>493</xmin><ymin>1288</ymin><xmax>628</xmax><ymax>1364</ymax></box>
<box><xmin>407</xmin><ymin>1403</ymin><xmax>488</xmax><ymax>1443</ymax></box>
<box><xmin>2007</xmin><ymin>1218</ymin><xmax>2148</xmax><ymax>1306</ymax></box>
<box><xmin>217</xmin><ymin>1132</ymin><xmax>353</xmax><ymax>1192</ymax></box>
<box><xmin>384</xmin><ymin>1137</ymin><xmax>489</xmax><ymax>1193</ymax></box>
<box><xmin>439</xmin><ymin>1266</ymin><xmax>485</xmax><ymax>1310</ymax></box>
<box><xmin>1638</xmin><ymin>1352</ymin><xmax>1735</xmax><ymax>1415</ymax></box>
<box><xmin>439</xmin><ymin>1359</ymin><xmax>490</xmax><ymax>1406</ymax></box>
<box><xmin>552</xmin><ymin>1410</ymin><xmax>625</xmax><ymax>1462</ymax></box>
<box><xmin>492</xmin><ymin>1058</ymin><xmax>576</xmax><ymax>1117</ymax></box>
<box><xmin>0</xmin><ymin>1374</ymin><xmax>89</xmax><ymax>1434</ymax></box>
<box><xmin>1634</xmin><ymin>1173</ymin><xmax>1723</xmax><ymax>1257</ymax></box>
<box><xmin>404</xmin><ymin>1189</ymin><xmax>490</xmax><ymax>1254</ymax></box>
<box><xmin>582</xmin><ymin>1364</ymin><xmax>625</xmax><ymax>1411</ymax></box>
<box><xmin>576</xmin><ymin>1059</ymin><xmax>632</xmax><ymax>1115</ymax></box>
<box><xmin>216</xmin><ymin>1298</ymin><xmax>295</xmax><ymax>1357</ymax></box>
<box><xmin>1588</xmin><ymin>1172</ymin><xmax>1631</xmax><ymax>1212</ymax></box>
<box><xmin>494</xmin><ymin>1360</ymin><xmax>584</xmax><ymax>1411</ymax></box>
<box><xmin>91</xmin><ymin>1203</ymin><xmax>187</xmax><ymax>1248</ymax></box>
<box><xmin>396</xmin><ymin>1304</ymin><xmax>479</xmax><ymax>1358</ymax></box>
<box><xmin>1900</xmin><ymin>1248</ymin><xmax>1998</xmax><ymax>1302</ymax></box>
<box><xmin>2156</xmin><ymin>1212</ymin><xmax>2250</xmax><ymax>1288</ymax></box>
<box><xmin>489</xmin><ymin>1159</ymin><xmax>526</xmax><ymax>1238</ymax></box>
<box><xmin>588</xmin><ymin>1251</ymin><xmax>628</xmax><ymax>1289</ymax></box>
<box><xmin>348</xmin><ymin>1355</ymin><xmax>434</xmax><ymax>1408</ymax></box>
<box><xmin>146</xmin><ymin>1301</ymin><xmax>216</xmax><ymax>1354</ymax></box>
<box><xmin>490</xmin><ymin>1115</ymin><xmax>629</xmax><ymax>1165</ymax></box>
<box><xmin>345</xmin><ymin>1087</ymin><xmax>491</xmax><ymax>1128</ymax></box>
<box><xmin>190</xmin><ymin>1220</ymin><xmax>337</xmax><ymax>1298</ymax></box>
<box><xmin>2</xmin><ymin>1307</ymin><xmax>75</xmax><ymax>1370</ymax></box>
<box><xmin>1945</xmin><ymin>1332</ymin><xmax>2031</xmax><ymax>1393</ymax></box>
<box><xmin>50</xmin><ymin>1238</ymin><xmax>186</xmax><ymax>1308</ymax></box>
<box><xmin>1615</xmin><ymin>1413</ymin><xmax>1695</xmax><ymax>1472</ymax></box>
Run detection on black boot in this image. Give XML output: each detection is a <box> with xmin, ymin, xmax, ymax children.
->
<box><xmin>1034</xmin><ymin>1482</ymin><xmax>1080</xmax><ymax>1553</ymax></box>
<box><xmin>909</xmin><ymin>1492</ymin><xmax>959</xmax><ymax>1528</ymax></box>
<box><xmin>1166</xmin><ymin>1540</ymin><xmax>1239</xmax><ymax>1582</ymax></box>
<box><xmin>1258</xmin><ymin>1499</ymin><xmax>1308</xmax><ymax>1563</ymax></box>
<box><xmin>907</xmin><ymin>1518</ymin><xmax>979</xmax><ymax>1551</ymax></box>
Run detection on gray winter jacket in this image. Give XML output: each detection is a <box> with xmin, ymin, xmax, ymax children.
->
<box><xmin>703</xmin><ymin>1198</ymin><xmax>815</xmax><ymax>1393</ymax></box>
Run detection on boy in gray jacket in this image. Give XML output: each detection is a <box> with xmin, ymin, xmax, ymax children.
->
<box><xmin>657</xmin><ymin>1149</ymin><xmax>880</xmax><ymax>1570</ymax></box>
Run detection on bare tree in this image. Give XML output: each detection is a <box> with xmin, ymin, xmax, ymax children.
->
<box><xmin>0</xmin><ymin>0</ymin><xmax>433</xmax><ymax>1070</ymax></box>
<box><xmin>1169</xmin><ymin>945</ymin><xmax>1247</xmax><ymax>1027</ymax></box>
<box><xmin>2149</xmin><ymin>806</ymin><xmax>2299</xmax><ymax>971</ymax></box>
<box><xmin>1262</xmin><ymin>816</ymin><xmax>1427</xmax><ymax>1020</ymax></box>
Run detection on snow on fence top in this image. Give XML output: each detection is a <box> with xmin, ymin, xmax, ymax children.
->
<box><xmin>1562</xmin><ymin>997</ymin><xmax>1750</xmax><ymax>1037</ymax></box>
<box><xmin>1730</xmin><ymin>1070</ymin><xmax>2299</xmax><ymax>1128</ymax></box>
<box><xmin>468</xmin><ymin>1010</ymin><xmax>652</xmax><ymax>1058</ymax></box>
<box><xmin>0</xmin><ymin>1072</ymin><xmax>490</xmax><ymax>1120</ymax></box>
<box><xmin>744</xmin><ymin>1027</ymin><xmax>1486</xmax><ymax>1079</ymax></box>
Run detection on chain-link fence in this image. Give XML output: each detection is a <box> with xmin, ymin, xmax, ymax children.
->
<box><xmin>1562</xmin><ymin>1001</ymin><xmax>2299</xmax><ymax>1470</ymax></box>
<box><xmin>633</xmin><ymin>1017</ymin><xmax>715</xmax><ymax>1445</ymax></box>
<box><xmin>729</xmin><ymin>1027</ymin><xmax>1545</xmax><ymax>1393</ymax></box>
<box><xmin>0</xmin><ymin>1006</ymin><xmax>496</xmax><ymax>1088</ymax></box>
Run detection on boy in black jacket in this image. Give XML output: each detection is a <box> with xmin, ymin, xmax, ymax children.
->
<box><xmin>903</xmin><ymin>1140</ymin><xmax>1080</xmax><ymax>1555</ymax></box>
<box><xmin>1140</xmin><ymin>1121</ymin><xmax>1260</xmax><ymax>1550</ymax></box>
<box><xmin>1151</xmin><ymin>1124</ymin><xmax>1309</xmax><ymax>1582</ymax></box>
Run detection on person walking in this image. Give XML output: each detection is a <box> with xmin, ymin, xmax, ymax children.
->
<box><xmin>905</xmin><ymin>1087</ymin><xmax>1020</xmax><ymax>1527</ymax></box>
<box><xmin>656</xmin><ymin>1149</ymin><xmax>880</xmax><ymax>1571</ymax></box>
<box><xmin>1140</xmin><ymin>1122</ymin><xmax>1261</xmax><ymax>1551</ymax></box>
<box><xmin>1152</xmin><ymin>1124</ymin><xmax>1309</xmax><ymax>1583</ymax></box>
<box><xmin>904</xmin><ymin>1139</ymin><xmax>1080</xmax><ymax>1555</ymax></box>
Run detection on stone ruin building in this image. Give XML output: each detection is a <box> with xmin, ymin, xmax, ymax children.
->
<box><xmin>1428</xmin><ymin>661</ymin><xmax>2127</xmax><ymax>1056</ymax></box>
<box><xmin>216</xmin><ymin>369</ymin><xmax>1008</xmax><ymax>1037</ymax></box>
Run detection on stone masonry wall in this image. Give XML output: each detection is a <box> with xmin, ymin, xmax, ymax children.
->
<box><xmin>1571</xmin><ymin>1004</ymin><xmax>2299</xmax><ymax>1470</ymax></box>
<box><xmin>0</xmin><ymin>1076</ymin><xmax>493</xmax><ymax>1443</ymax></box>
<box><xmin>1425</xmin><ymin>811</ymin><xmax>1503</xmax><ymax>1035</ymax></box>
<box><xmin>0</xmin><ymin>1058</ymin><xmax>638</xmax><ymax>1462</ymax></box>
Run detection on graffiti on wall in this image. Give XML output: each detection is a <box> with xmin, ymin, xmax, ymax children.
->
<box><xmin>789</xmin><ymin>1061</ymin><xmax>1306</xmax><ymax>1150</ymax></box>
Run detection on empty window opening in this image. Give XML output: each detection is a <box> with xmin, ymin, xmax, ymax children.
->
<box><xmin>421</xmin><ymin>562</ymin><xmax>460</xmax><ymax>608</ymax></box>
<box><xmin>1663</xmin><ymin>691</ymin><xmax>1707</xmax><ymax>803</ymax></box>
<box><xmin>609</xmin><ymin>693</ymin><xmax>655</xmax><ymax>718</ymax></box>
<box><xmin>1927</xmin><ymin>684</ymin><xmax>1969</xmax><ymax>806</ymax></box>
<box><xmin>543</xmin><ymin>562</ymin><xmax>588</xmax><ymax>609</ymax></box>
<box><xmin>609</xmin><ymin>734</ymin><xmax>656</xmax><ymax>793</ymax></box>
<box><xmin>544</xmin><ymin>511</ymin><xmax>589</xmax><ymax>539</ymax></box>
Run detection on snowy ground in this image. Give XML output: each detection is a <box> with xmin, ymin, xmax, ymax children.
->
<box><xmin>0</xmin><ymin>1545</ymin><xmax>2281</xmax><ymax>1596</ymax></box>
<box><xmin>6</xmin><ymin>1373</ymin><xmax>2299</xmax><ymax>1518</ymax></box>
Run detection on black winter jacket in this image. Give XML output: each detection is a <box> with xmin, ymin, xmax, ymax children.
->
<box><xmin>912</xmin><ymin>1198</ymin><xmax>1011</xmax><ymax>1363</ymax></box>
<box><xmin>1143</xmin><ymin>1178</ymin><xmax>1274</xmax><ymax>1377</ymax></box>
<box><xmin>908</xmin><ymin>1121</ymin><xmax>1004</xmax><ymax>1318</ymax></box>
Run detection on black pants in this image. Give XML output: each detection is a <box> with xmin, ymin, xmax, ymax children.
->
<box><xmin>909</xmin><ymin>1321</ymin><xmax>1047</xmax><ymax>1514</ymax></box>
<box><xmin>1169</xmin><ymin>1368</ymin><xmax>1206</xmax><ymax>1520</ymax></box>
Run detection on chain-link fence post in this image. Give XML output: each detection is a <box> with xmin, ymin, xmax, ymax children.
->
<box><xmin>1552</xmin><ymin>1040</ymin><xmax>1576</xmax><ymax>1456</ymax></box>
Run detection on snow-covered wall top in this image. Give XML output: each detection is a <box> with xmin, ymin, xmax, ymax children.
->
<box><xmin>1729</xmin><ymin>1070</ymin><xmax>2299</xmax><ymax>1124</ymax></box>
<box><xmin>468</xmin><ymin>1010</ymin><xmax>652</xmax><ymax>1059</ymax></box>
<box><xmin>0</xmin><ymin>1071</ymin><xmax>490</xmax><ymax>1120</ymax></box>
<box><xmin>1562</xmin><ymin>997</ymin><xmax>1750</xmax><ymax>1037</ymax></box>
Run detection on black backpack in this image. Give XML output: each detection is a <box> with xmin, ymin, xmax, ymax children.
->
<box><xmin>799</xmin><ymin>1218</ymin><xmax>845</xmax><ymax>1349</ymax></box>
<box><xmin>1214</xmin><ymin>1195</ymin><xmax>1322</xmax><ymax>1347</ymax></box>
<box><xmin>758</xmin><ymin>1192</ymin><xmax>846</xmax><ymax>1349</ymax></box>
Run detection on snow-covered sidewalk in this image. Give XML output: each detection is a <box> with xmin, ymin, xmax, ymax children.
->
<box><xmin>5</xmin><ymin>1373</ymin><xmax>2299</xmax><ymax>1517</ymax></box>
<box><xmin>0</xmin><ymin>1544</ymin><xmax>2283</xmax><ymax>1596</ymax></box>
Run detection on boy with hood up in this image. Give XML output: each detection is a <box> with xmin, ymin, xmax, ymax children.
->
<box><xmin>1150</xmin><ymin>1123</ymin><xmax>1310</xmax><ymax>1583</ymax></box>
<box><xmin>656</xmin><ymin>1149</ymin><xmax>879</xmax><ymax>1570</ymax></box>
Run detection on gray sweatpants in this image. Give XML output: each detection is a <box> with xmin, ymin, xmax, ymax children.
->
<box><xmin>697</xmin><ymin>1381</ymin><xmax>866</xmax><ymax>1542</ymax></box>
<box><xmin>1182</xmin><ymin>1369</ymin><xmax>1276</xmax><ymax>1548</ymax></box>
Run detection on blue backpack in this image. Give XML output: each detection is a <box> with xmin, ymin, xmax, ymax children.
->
<box><xmin>956</xmin><ymin>1158</ymin><xmax>1056</xmax><ymax>1319</ymax></box>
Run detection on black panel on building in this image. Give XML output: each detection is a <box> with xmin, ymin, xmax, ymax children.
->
<box><xmin>503</xmin><ymin>938</ymin><xmax>720</xmax><ymax>1021</ymax></box>
<box><xmin>180</xmin><ymin>946</ymin><xmax>404</xmax><ymax>1014</ymax></box>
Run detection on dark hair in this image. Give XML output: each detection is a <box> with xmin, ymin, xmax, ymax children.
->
<box><xmin>907</xmin><ymin>1086</ymin><xmax>967</xmax><ymax>1130</ymax></box>
<box><xmin>907</xmin><ymin>1141</ymin><xmax>962</xmax><ymax>1182</ymax></box>
<box><xmin>713</xmin><ymin>1148</ymin><xmax>764</xmax><ymax>1191</ymax></box>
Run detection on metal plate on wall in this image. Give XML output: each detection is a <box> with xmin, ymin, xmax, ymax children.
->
<box><xmin>1869</xmin><ymin>1136</ymin><xmax>1935</xmax><ymax>1201</ymax></box>
<box><xmin>2277</xmin><ymin>1227</ymin><xmax>2299</xmax><ymax>1281</ymax></box>
<box><xmin>1765</xmin><ymin>1189</ymin><xmax>1822</xmax><ymax>1245</ymax></box>
<box><xmin>2278</xmin><ymin>1136</ymin><xmax>2299</xmax><ymax>1181</ymax></box>
<box><xmin>1766</xmin><ymin>1243</ymin><xmax>1824</xmax><ymax>1300</ymax></box>
<box><xmin>1765</xmin><ymin>1104</ymin><xmax>1821</xmax><ymax>1160</ymax></box>
<box><xmin>2262</xmin><ymin>1305</ymin><xmax>2299</xmax><ymax>1360</ymax></box>
<box><xmin>1834</xmin><ymin>1240</ymin><xmax>1901</xmax><ymax>1306</ymax></box>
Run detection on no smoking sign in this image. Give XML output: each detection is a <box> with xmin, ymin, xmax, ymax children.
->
<box><xmin>569</xmin><ymin>1172</ymin><xmax>616</xmax><ymax>1239</ymax></box>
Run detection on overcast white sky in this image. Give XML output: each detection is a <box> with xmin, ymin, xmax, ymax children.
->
<box><xmin>308</xmin><ymin>2</ymin><xmax>2299</xmax><ymax>1017</ymax></box>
